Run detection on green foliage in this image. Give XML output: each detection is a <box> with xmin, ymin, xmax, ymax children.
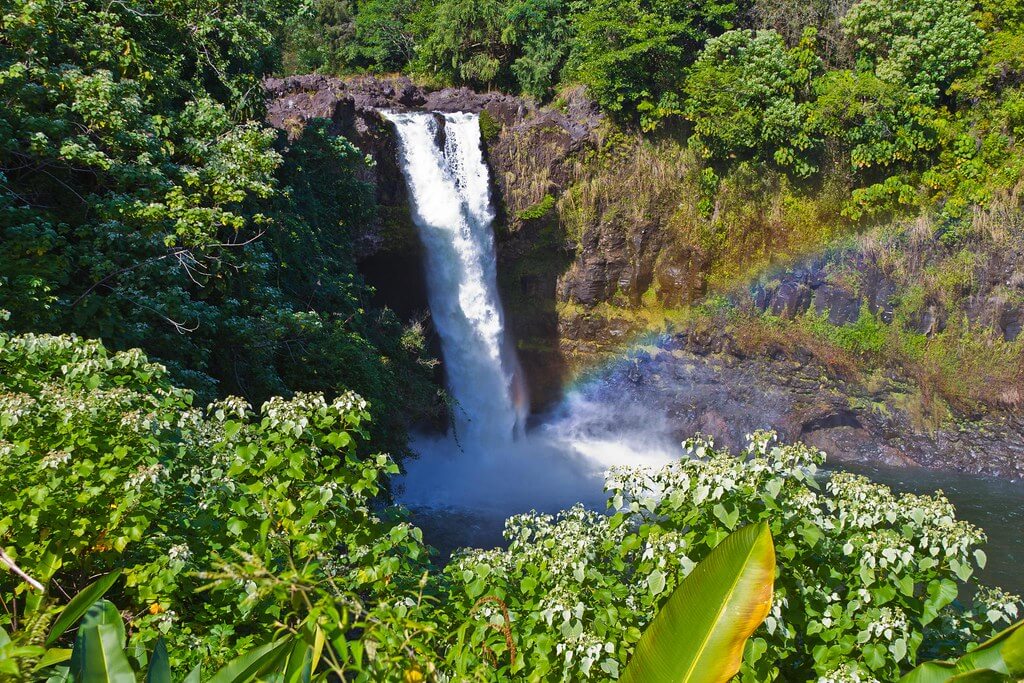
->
<box><xmin>284</xmin><ymin>0</ymin><xmax>432</xmax><ymax>74</ymax></box>
<box><xmin>568</xmin><ymin>0</ymin><xmax>738</xmax><ymax>130</ymax></box>
<box><xmin>684</xmin><ymin>29</ymin><xmax>820</xmax><ymax>176</ymax></box>
<box><xmin>478</xmin><ymin>109</ymin><xmax>502</xmax><ymax>142</ymax></box>
<box><xmin>0</xmin><ymin>331</ymin><xmax>426</xmax><ymax>672</ymax></box>
<box><xmin>416</xmin><ymin>0</ymin><xmax>511</xmax><ymax>87</ymax></box>
<box><xmin>805</xmin><ymin>304</ymin><xmax>890</xmax><ymax>356</ymax></box>
<box><xmin>0</xmin><ymin>0</ymin><xmax>438</xmax><ymax>450</ymax></box>
<box><xmin>842</xmin><ymin>0</ymin><xmax>983</xmax><ymax>100</ymax></box>
<box><xmin>811</xmin><ymin>70</ymin><xmax>941</xmax><ymax>172</ymax></box>
<box><xmin>503</xmin><ymin>0</ymin><xmax>574</xmax><ymax>99</ymax></box>
<box><xmin>515</xmin><ymin>194</ymin><xmax>556</xmax><ymax>221</ymax></box>
<box><xmin>1</xmin><ymin>574</ymin><xmax>329</xmax><ymax>683</ymax></box>
<box><xmin>1</xmin><ymin>337</ymin><xmax>1019</xmax><ymax>679</ymax></box>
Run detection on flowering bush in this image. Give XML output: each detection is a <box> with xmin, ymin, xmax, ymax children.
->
<box><xmin>444</xmin><ymin>431</ymin><xmax>1022</xmax><ymax>681</ymax></box>
<box><xmin>0</xmin><ymin>331</ymin><xmax>426</xmax><ymax>672</ymax></box>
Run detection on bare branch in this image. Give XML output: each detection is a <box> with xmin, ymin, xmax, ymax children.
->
<box><xmin>0</xmin><ymin>547</ymin><xmax>45</xmax><ymax>593</ymax></box>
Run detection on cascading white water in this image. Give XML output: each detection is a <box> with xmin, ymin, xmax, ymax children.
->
<box><xmin>386</xmin><ymin>110</ymin><xmax>675</xmax><ymax>516</ymax></box>
<box><xmin>383</xmin><ymin>111</ymin><xmax>527</xmax><ymax>444</ymax></box>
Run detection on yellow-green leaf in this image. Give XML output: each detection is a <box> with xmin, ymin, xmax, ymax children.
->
<box><xmin>620</xmin><ymin>522</ymin><xmax>775</xmax><ymax>683</ymax></box>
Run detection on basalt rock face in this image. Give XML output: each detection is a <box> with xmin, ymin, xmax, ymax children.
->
<box><xmin>749</xmin><ymin>234</ymin><xmax>1024</xmax><ymax>343</ymax></box>
<box><xmin>591</xmin><ymin>328</ymin><xmax>1024</xmax><ymax>479</ymax></box>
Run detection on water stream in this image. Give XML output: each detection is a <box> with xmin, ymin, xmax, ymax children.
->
<box><xmin>383</xmin><ymin>110</ymin><xmax>1024</xmax><ymax>594</ymax></box>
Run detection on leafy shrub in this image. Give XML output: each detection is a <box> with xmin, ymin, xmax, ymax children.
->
<box><xmin>568</xmin><ymin>0</ymin><xmax>738</xmax><ymax>130</ymax></box>
<box><xmin>443</xmin><ymin>432</ymin><xmax>1021</xmax><ymax>681</ymax></box>
<box><xmin>479</xmin><ymin>108</ymin><xmax>503</xmax><ymax>142</ymax></box>
<box><xmin>516</xmin><ymin>194</ymin><xmax>556</xmax><ymax>221</ymax></box>
<box><xmin>684</xmin><ymin>29</ymin><xmax>820</xmax><ymax>176</ymax></box>
<box><xmin>805</xmin><ymin>305</ymin><xmax>890</xmax><ymax>356</ymax></box>
<box><xmin>842</xmin><ymin>0</ymin><xmax>983</xmax><ymax>100</ymax></box>
<box><xmin>415</xmin><ymin>0</ymin><xmax>511</xmax><ymax>87</ymax></box>
<box><xmin>2</xmin><ymin>333</ymin><xmax>1019</xmax><ymax>679</ymax></box>
<box><xmin>0</xmin><ymin>331</ymin><xmax>426</xmax><ymax>672</ymax></box>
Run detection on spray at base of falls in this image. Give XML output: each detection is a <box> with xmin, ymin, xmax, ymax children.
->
<box><xmin>383</xmin><ymin>110</ymin><xmax>675</xmax><ymax>517</ymax></box>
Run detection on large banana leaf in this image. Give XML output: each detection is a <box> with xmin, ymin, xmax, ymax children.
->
<box><xmin>901</xmin><ymin>619</ymin><xmax>1024</xmax><ymax>683</ymax></box>
<box><xmin>620</xmin><ymin>522</ymin><xmax>776</xmax><ymax>683</ymax></box>
<box><xmin>46</xmin><ymin>572</ymin><xmax>121</xmax><ymax>646</ymax></box>
<box><xmin>71</xmin><ymin>623</ymin><xmax>134</xmax><ymax>683</ymax></box>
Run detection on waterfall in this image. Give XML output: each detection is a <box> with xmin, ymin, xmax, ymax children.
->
<box><xmin>386</xmin><ymin>109</ymin><xmax>674</xmax><ymax>519</ymax></box>
<box><xmin>383</xmin><ymin>111</ymin><xmax>527</xmax><ymax>445</ymax></box>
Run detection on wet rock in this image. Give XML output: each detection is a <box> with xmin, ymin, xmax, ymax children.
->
<box><xmin>591</xmin><ymin>325</ymin><xmax>1024</xmax><ymax>479</ymax></box>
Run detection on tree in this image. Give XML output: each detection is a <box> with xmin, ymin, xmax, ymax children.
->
<box><xmin>504</xmin><ymin>0</ymin><xmax>574</xmax><ymax>99</ymax></box>
<box><xmin>684</xmin><ymin>29</ymin><xmax>821</xmax><ymax>176</ymax></box>
<box><xmin>415</xmin><ymin>0</ymin><xmax>513</xmax><ymax>87</ymax></box>
<box><xmin>567</xmin><ymin>0</ymin><xmax>739</xmax><ymax>130</ymax></box>
<box><xmin>842</xmin><ymin>0</ymin><xmax>984</xmax><ymax>100</ymax></box>
<box><xmin>810</xmin><ymin>69</ymin><xmax>941</xmax><ymax>170</ymax></box>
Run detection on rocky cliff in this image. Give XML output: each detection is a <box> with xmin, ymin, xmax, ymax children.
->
<box><xmin>263</xmin><ymin>75</ymin><xmax>1023</xmax><ymax>477</ymax></box>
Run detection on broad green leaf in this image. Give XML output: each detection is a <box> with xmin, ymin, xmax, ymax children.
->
<box><xmin>146</xmin><ymin>638</ymin><xmax>171</xmax><ymax>683</ymax></box>
<box><xmin>72</xmin><ymin>623</ymin><xmax>134</xmax><ymax>683</ymax></box>
<box><xmin>77</xmin><ymin>600</ymin><xmax>126</xmax><ymax>648</ymax></box>
<box><xmin>947</xmin><ymin>670</ymin><xmax>1011</xmax><ymax>682</ymax></box>
<box><xmin>33</xmin><ymin>648</ymin><xmax>72</xmax><ymax>672</ymax></box>
<box><xmin>46</xmin><ymin>573</ymin><xmax>121</xmax><ymax>646</ymax></box>
<box><xmin>620</xmin><ymin>522</ymin><xmax>775</xmax><ymax>683</ymax></box>
<box><xmin>955</xmin><ymin>620</ymin><xmax>1022</xmax><ymax>675</ymax></box>
<box><xmin>901</xmin><ymin>661</ymin><xmax>959</xmax><ymax>683</ymax></box>
<box><xmin>27</xmin><ymin>550</ymin><xmax>63</xmax><ymax>613</ymax></box>
<box><xmin>44</xmin><ymin>665</ymin><xmax>72</xmax><ymax>683</ymax></box>
<box><xmin>311</xmin><ymin>625</ymin><xmax>325</xmax><ymax>673</ymax></box>
<box><xmin>1002</xmin><ymin>625</ymin><xmax>1024</xmax><ymax>675</ymax></box>
<box><xmin>902</xmin><ymin>620</ymin><xmax>1024</xmax><ymax>682</ymax></box>
<box><xmin>182</xmin><ymin>664</ymin><xmax>202</xmax><ymax>683</ymax></box>
<box><xmin>207</xmin><ymin>637</ymin><xmax>292</xmax><ymax>683</ymax></box>
<box><xmin>922</xmin><ymin>579</ymin><xmax>958</xmax><ymax>627</ymax></box>
<box><xmin>283</xmin><ymin>638</ymin><xmax>312</xmax><ymax>683</ymax></box>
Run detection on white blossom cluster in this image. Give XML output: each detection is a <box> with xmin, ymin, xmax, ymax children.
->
<box><xmin>450</xmin><ymin>506</ymin><xmax>629</xmax><ymax>680</ymax></box>
<box><xmin>863</xmin><ymin>606</ymin><xmax>911</xmax><ymax>642</ymax></box>
<box><xmin>0</xmin><ymin>392</ymin><xmax>36</xmax><ymax>427</ymax></box>
<box><xmin>829</xmin><ymin>473</ymin><xmax>987</xmax><ymax>574</ymax></box>
<box><xmin>41</xmin><ymin>449</ymin><xmax>72</xmax><ymax>469</ymax></box>
<box><xmin>817</xmin><ymin>662</ymin><xmax>882</xmax><ymax>683</ymax></box>
<box><xmin>168</xmin><ymin>543</ymin><xmax>192</xmax><ymax>565</ymax></box>
<box><xmin>975</xmin><ymin>585</ymin><xmax>1022</xmax><ymax>625</ymax></box>
<box><xmin>211</xmin><ymin>396</ymin><xmax>252</xmax><ymax>422</ymax></box>
<box><xmin>127</xmin><ymin>462</ymin><xmax>165</xmax><ymax>489</ymax></box>
<box><xmin>3</xmin><ymin>333</ymin><xmax>167</xmax><ymax>384</ymax></box>
<box><xmin>260</xmin><ymin>391</ymin><xmax>367</xmax><ymax>437</ymax></box>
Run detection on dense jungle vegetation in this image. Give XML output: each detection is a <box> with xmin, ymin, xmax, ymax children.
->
<box><xmin>2</xmin><ymin>0</ymin><xmax>1024</xmax><ymax>680</ymax></box>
